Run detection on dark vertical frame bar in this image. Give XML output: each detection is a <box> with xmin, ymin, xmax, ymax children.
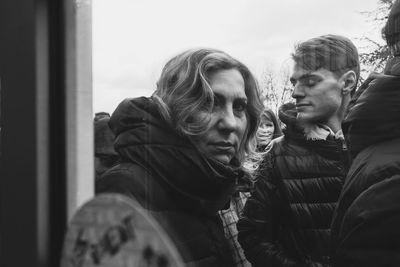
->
<box><xmin>49</xmin><ymin>0</ymin><xmax>67</xmax><ymax>265</ymax></box>
<box><xmin>0</xmin><ymin>0</ymin><xmax>67</xmax><ymax>266</ymax></box>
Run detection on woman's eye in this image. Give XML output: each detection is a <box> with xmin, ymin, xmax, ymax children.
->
<box><xmin>213</xmin><ymin>96</ymin><xmax>222</xmax><ymax>108</ymax></box>
<box><xmin>234</xmin><ymin>101</ymin><xmax>247</xmax><ymax>112</ymax></box>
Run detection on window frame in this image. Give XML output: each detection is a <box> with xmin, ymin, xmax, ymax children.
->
<box><xmin>0</xmin><ymin>0</ymin><xmax>93</xmax><ymax>266</ymax></box>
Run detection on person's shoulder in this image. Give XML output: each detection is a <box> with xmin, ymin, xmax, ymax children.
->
<box><xmin>266</xmin><ymin>135</ymin><xmax>286</xmax><ymax>152</ymax></box>
<box><xmin>96</xmin><ymin>161</ymin><xmax>151</xmax><ymax>193</ymax></box>
<box><xmin>270</xmin><ymin>133</ymin><xmax>314</xmax><ymax>157</ymax></box>
<box><xmin>104</xmin><ymin>161</ymin><xmax>147</xmax><ymax>177</ymax></box>
<box><xmin>353</xmin><ymin>137</ymin><xmax>400</xmax><ymax>174</ymax></box>
<box><xmin>344</xmin><ymin>137</ymin><xmax>400</xmax><ymax>196</ymax></box>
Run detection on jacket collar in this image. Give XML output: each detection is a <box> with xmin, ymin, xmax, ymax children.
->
<box><xmin>303</xmin><ymin>123</ymin><xmax>344</xmax><ymax>141</ymax></box>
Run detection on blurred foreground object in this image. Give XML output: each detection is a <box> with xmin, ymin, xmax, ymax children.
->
<box><xmin>60</xmin><ymin>193</ymin><xmax>184</xmax><ymax>267</ymax></box>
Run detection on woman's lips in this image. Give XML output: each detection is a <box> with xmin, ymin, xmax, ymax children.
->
<box><xmin>210</xmin><ymin>142</ymin><xmax>235</xmax><ymax>152</ymax></box>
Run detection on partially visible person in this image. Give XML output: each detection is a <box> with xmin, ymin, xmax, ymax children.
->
<box><xmin>218</xmin><ymin>108</ymin><xmax>280</xmax><ymax>267</ymax></box>
<box><xmin>218</xmin><ymin>107</ymin><xmax>282</xmax><ymax>267</ymax></box>
<box><xmin>218</xmin><ymin>176</ymin><xmax>253</xmax><ymax>267</ymax></box>
<box><xmin>96</xmin><ymin>48</ymin><xmax>263</xmax><ymax>266</ymax></box>
<box><xmin>330</xmin><ymin>2</ymin><xmax>400</xmax><ymax>266</ymax></box>
<box><xmin>94</xmin><ymin>111</ymin><xmax>111</xmax><ymax>122</ymax></box>
<box><xmin>94</xmin><ymin>113</ymin><xmax>119</xmax><ymax>181</ymax></box>
<box><xmin>256</xmin><ymin>107</ymin><xmax>283</xmax><ymax>151</ymax></box>
<box><xmin>238</xmin><ymin>34</ymin><xmax>360</xmax><ymax>267</ymax></box>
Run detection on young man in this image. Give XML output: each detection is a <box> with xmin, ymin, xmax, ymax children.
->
<box><xmin>238</xmin><ymin>35</ymin><xmax>359</xmax><ymax>267</ymax></box>
<box><xmin>330</xmin><ymin>2</ymin><xmax>400</xmax><ymax>266</ymax></box>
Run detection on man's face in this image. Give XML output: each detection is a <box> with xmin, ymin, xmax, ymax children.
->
<box><xmin>290</xmin><ymin>64</ymin><xmax>344</xmax><ymax>127</ymax></box>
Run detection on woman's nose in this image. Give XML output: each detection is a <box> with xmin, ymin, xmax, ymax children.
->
<box><xmin>218</xmin><ymin>107</ymin><xmax>236</xmax><ymax>132</ymax></box>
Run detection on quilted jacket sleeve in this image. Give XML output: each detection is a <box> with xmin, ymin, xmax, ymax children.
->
<box><xmin>237</xmin><ymin>154</ymin><xmax>304</xmax><ymax>267</ymax></box>
<box><xmin>332</xmin><ymin>174</ymin><xmax>400</xmax><ymax>267</ymax></box>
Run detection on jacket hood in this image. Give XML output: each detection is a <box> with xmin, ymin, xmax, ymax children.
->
<box><xmin>278</xmin><ymin>102</ymin><xmax>298</xmax><ymax>129</ymax></box>
<box><xmin>278</xmin><ymin>102</ymin><xmax>306</xmax><ymax>138</ymax></box>
<box><xmin>109</xmin><ymin>97</ymin><xmax>242</xmax><ymax>214</ymax></box>
<box><xmin>343</xmin><ymin>73</ymin><xmax>400</xmax><ymax>158</ymax></box>
<box><xmin>384</xmin><ymin>57</ymin><xmax>400</xmax><ymax>75</ymax></box>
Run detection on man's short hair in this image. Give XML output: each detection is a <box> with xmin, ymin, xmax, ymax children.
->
<box><xmin>292</xmin><ymin>34</ymin><xmax>360</xmax><ymax>93</ymax></box>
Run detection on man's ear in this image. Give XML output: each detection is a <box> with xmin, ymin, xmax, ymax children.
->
<box><xmin>340</xmin><ymin>70</ymin><xmax>357</xmax><ymax>95</ymax></box>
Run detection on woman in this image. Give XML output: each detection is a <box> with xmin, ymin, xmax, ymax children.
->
<box><xmin>96</xmin><ymin>48</ymin><xmax>263</xmax><ymax>266</ymax></box>
<box><xmin>256</xmin><ymin>108</ymin><xmax>283</xmax><ymax>151</ymax></box>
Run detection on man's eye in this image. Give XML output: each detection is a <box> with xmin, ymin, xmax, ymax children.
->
<box><xmin>304</xmin><ymin>77</ymin><xmax>318</xmax><ymax>86</ymax></box>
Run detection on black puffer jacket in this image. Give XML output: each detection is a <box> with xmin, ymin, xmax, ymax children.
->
<box><xmin>330</xmin><ymin>59</ymin><xmax>400</xmax><ymax>267</ymax></box>
<box><xmin>96</xmin><ymin>97</ymin><xmax>243</xmax><ymax>267</ymax></box>
<box><xmin>238</xmin><ymin>103</ymin><xmax>348</xmax><ymax>267</ymax></box>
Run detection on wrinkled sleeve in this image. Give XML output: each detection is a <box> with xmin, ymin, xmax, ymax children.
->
<box><xmin>333</xmin><ymin>174</ymin><xmax>400</xmax><ymax>267</ymax></box>
<box><xmin>237</xmin><ymin>154</ymin><xmax>301</xmax><ymax>267</ymax></box>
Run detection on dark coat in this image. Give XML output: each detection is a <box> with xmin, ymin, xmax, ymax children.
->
<box><xmin>237</xmin><ymin>103</ymin><xmax>347</xmax><ymax>267</ymax></box>
<box><xmin>96</xmin><ymin>97</ymin><xmax>242</xmax><ymax>267</ymax></box>
<box><xmin>330</xmin><ymin>62</ymin><xmax>400</xmax><ymax>267</ymax></box>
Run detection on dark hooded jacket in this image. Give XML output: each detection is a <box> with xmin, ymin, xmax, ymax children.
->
<box><xmin>96</xmin><ymin>97</ymin><xmax>244</xmax><ymax>267</ymax></box>
<box><xmin>330</xmin><ymin>58</ymin><xmax>400</xmax><ymax>267</ymax></box>
<box><xmin>237</xmin><ymin>103</ymin><xmax>348</xmax><ymax>267</ymax></box>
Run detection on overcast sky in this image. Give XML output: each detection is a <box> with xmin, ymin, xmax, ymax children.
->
<box><xmin>93</xmin><ymin>0</ymin><xmax>384</xmax><ymax>114</ymax></box>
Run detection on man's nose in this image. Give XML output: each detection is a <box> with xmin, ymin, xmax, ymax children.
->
<box><xmin>291</xmin><ymin>84</ymin><xmax>305</xmax><ymax>99</ymax></box>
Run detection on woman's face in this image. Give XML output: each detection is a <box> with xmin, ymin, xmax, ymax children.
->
<box><xmin>257</xmin><ymin>116</ymin><xmax>275</xmax><ymax>146</ymax></box>
<box><xmin>191</xmin><ymin>69</ymin><xmax>248</xmax><ymax>164</ymax></box>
